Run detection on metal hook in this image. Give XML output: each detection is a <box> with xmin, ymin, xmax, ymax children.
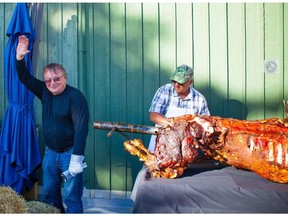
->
<box><xmin>107</xmin><ymin>127</ymin><xmax>116</xmax><ymax>137</ymax></box>
<box><xmin>106</xmin><ymin>126</ymin><xmax>131</xmax><ymax>140</ymax></box>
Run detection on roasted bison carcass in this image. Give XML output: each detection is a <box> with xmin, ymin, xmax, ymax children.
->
<box><xmin>124</xmin><ymin>114</ymin><xmax>288</xmax><ymax>183</ymax></box>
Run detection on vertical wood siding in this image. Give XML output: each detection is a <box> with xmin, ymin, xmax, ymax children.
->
<box><xmin>1</xmin><ymin>3</ymin><xmax>287</xmax><ymax>192</ymax></box>
<box><xmin>0</xmin><ymin>3</ymin><xmax>15</xmax><ymax>126</ymax></box>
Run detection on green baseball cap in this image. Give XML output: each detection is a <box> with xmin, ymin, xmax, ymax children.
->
<box><xmin>170</xmin><ymin>64</ymin><xmax>194</xmax><ymax>84</ymax></box>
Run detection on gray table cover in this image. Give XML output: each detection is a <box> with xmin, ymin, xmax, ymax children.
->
<box><xmin>131</xmin><ymin>165</ymin><xmax>288</xmax><ymax>213</ymax></box>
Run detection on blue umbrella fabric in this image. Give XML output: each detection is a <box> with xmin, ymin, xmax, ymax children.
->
<box><xmin>0</xmin><ymin>3</ymin><xmax>41</xmax><ymax>194</ymax></box>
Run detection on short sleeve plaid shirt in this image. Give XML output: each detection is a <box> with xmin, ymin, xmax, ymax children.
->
<box><xmin>149</xmin><ymin>83</ymin><xmax>210</xmax><ymax>116</ymax></box>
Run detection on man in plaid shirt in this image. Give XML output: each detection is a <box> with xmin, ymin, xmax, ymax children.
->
<box><xmin>148</xmin><ymin>64</ymin><xmax>210</xmax><ymax>153</ymax></box>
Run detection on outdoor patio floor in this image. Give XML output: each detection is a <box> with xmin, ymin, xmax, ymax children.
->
<box><xmin>83</xmin><ymin>197</ymin><xmax>134</xmax><ymax>214</ymax></box>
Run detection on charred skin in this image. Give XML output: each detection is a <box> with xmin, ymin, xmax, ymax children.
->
<box><xmin>124</xmin><ymin>114</ymin><xmax>288</xmax><ymax>183</ymax></box>
<box><xmin>154</xmin><ymin>121</ymin><xmax>199</xmax><ymax>177</ymax></box>
<box><xmin>205</xmin><ymin>116</ymin><xmax>288</xmax><ymax>183</ymax></box>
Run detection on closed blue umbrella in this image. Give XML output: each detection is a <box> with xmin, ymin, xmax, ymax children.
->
<box><xmin>0</xmin><ymin>3</ymin><xmax>41</xmax><ymax>193</ymax></box>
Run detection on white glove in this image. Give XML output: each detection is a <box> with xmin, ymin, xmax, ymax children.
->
<box><xmin>68</xmin><ymin>154</ymin><xmax>87</xmax><ymax>176</ymax></box>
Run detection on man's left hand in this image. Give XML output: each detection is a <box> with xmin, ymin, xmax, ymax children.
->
<box><xmin>68</xmin><ymin>154</ymin><xmax>87</xmax><ymax>176</ymax></box>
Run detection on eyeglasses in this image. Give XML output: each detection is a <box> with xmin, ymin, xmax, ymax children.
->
<box><xmin>172</xmin><ymin>80</ymin><xmax>186</xmax><ymax>86</ymax></box>
<box><xmin>45</xmin><ymin>75</ymin><xmax>64</xmax><ymax>85</ymax></box>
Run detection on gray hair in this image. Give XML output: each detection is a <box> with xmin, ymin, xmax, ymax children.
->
<box><xmin>42</xmin><ymin>63</ymin><xmax>67</xmax><ymax>77</ymax></box>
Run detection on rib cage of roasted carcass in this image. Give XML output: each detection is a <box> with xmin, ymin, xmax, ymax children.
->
<box><xmin>124</xmin><ymin>114</ymin><xmax>288</xmax><ymax>183</ymax></box>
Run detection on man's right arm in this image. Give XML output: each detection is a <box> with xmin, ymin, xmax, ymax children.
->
<box><xmin>16</xmin><ymin>59</ymin><xmax>42</xmax><ymax>98</ymax></box>
<box><xmin>16</xmin><ymin>58</ymin><xmax>32</xmax><ymax>84</ymax></box>
<box><xmin>16</xmin><ymin>58</ymin><xmax>43</xmax><ymax>99</ymax></box>
<box><xmin>149</xmin><ymin>84</ymin><xmax>173</xmax><ymax>127</ymax></box>
<box><xmin>16</xmin><ymin>35</ymin><xmax>44</xmax><ymax>98</ymax></box>
<box><xmin>150</xmin><ymin>112</ymin><xmax>172</xmax><ymax>127</ymax></box>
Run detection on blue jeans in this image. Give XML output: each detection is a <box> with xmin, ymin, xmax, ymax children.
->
<box><xmin>43</xmin><ymin>147</ymin><xmax>83</xmax><ymax>213</ymax></box>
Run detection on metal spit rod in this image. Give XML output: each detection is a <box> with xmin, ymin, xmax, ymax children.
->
<box><xmin>93</xmin><ymin>121</ymin><xmax>159</xmax><ymax>136</ymax></box>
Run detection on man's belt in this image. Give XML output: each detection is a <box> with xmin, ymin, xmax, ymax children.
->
<box><xmin>54</xmin><ymin>146</ymin><xmax>73</xmax><ymax>153</ymax></box>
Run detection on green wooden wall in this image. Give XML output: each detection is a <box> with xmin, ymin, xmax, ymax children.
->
<box><xmin>0</xmin><ymin>2</ymin><xmax>288</xmax><ymax>192</ymax></box>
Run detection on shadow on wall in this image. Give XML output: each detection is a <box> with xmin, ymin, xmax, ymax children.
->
<box><xmin>196</xmin><ymin>85</ymin><xmax>248</xmax><ymax>120</ymax></box>
<box><xmin>209</xmin><ymin>97</ymin><xmax>248</xmax><ymax>120</ymax></box>
<box><xmin>222</xmin><ymin>99</ymin><xmax>248</xmax><ymax>120</ymax></box>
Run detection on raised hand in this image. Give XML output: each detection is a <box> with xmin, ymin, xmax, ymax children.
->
<box><xmin>16</xmin><ymin>35</ymin><xmax>30</xmax><ymax>60</ymax></box>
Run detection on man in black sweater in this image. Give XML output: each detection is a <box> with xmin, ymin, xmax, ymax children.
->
<box><xmin>16</xmin><ymin>35</ymin><xmax>89</xmax><ymax>213</ymax></box>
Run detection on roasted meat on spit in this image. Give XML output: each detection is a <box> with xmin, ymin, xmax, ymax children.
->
<box><xmin>123</xmin><ymin>114</ymin><xmax>288</xmax><ymax>184</ymax></box>
<box><xmin>94</xmin><ymin>101</ymin><xmax>288</xmax><ymax>183</ymax></box>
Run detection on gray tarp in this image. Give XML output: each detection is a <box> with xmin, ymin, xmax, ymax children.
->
<box><xmin>132</xmin><ymin>166</ymin><xmax>288</xmax><ymax>213</ymax></box>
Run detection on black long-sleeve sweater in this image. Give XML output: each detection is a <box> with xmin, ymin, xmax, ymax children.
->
<box><xmin>16</xmin><ymin>58</ymin><xmax>89</xmax><ymax>155</ymax></box>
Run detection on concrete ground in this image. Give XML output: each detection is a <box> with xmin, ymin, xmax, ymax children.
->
<box><xmin>83</xmin><ymin>197</ymin><xmax>134</xmax><ymax>214</ymax></box>
<box><xmin>36</xmin><ymin>186</ymin><xmax>134</xmax><ymax>214</ymax></box>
